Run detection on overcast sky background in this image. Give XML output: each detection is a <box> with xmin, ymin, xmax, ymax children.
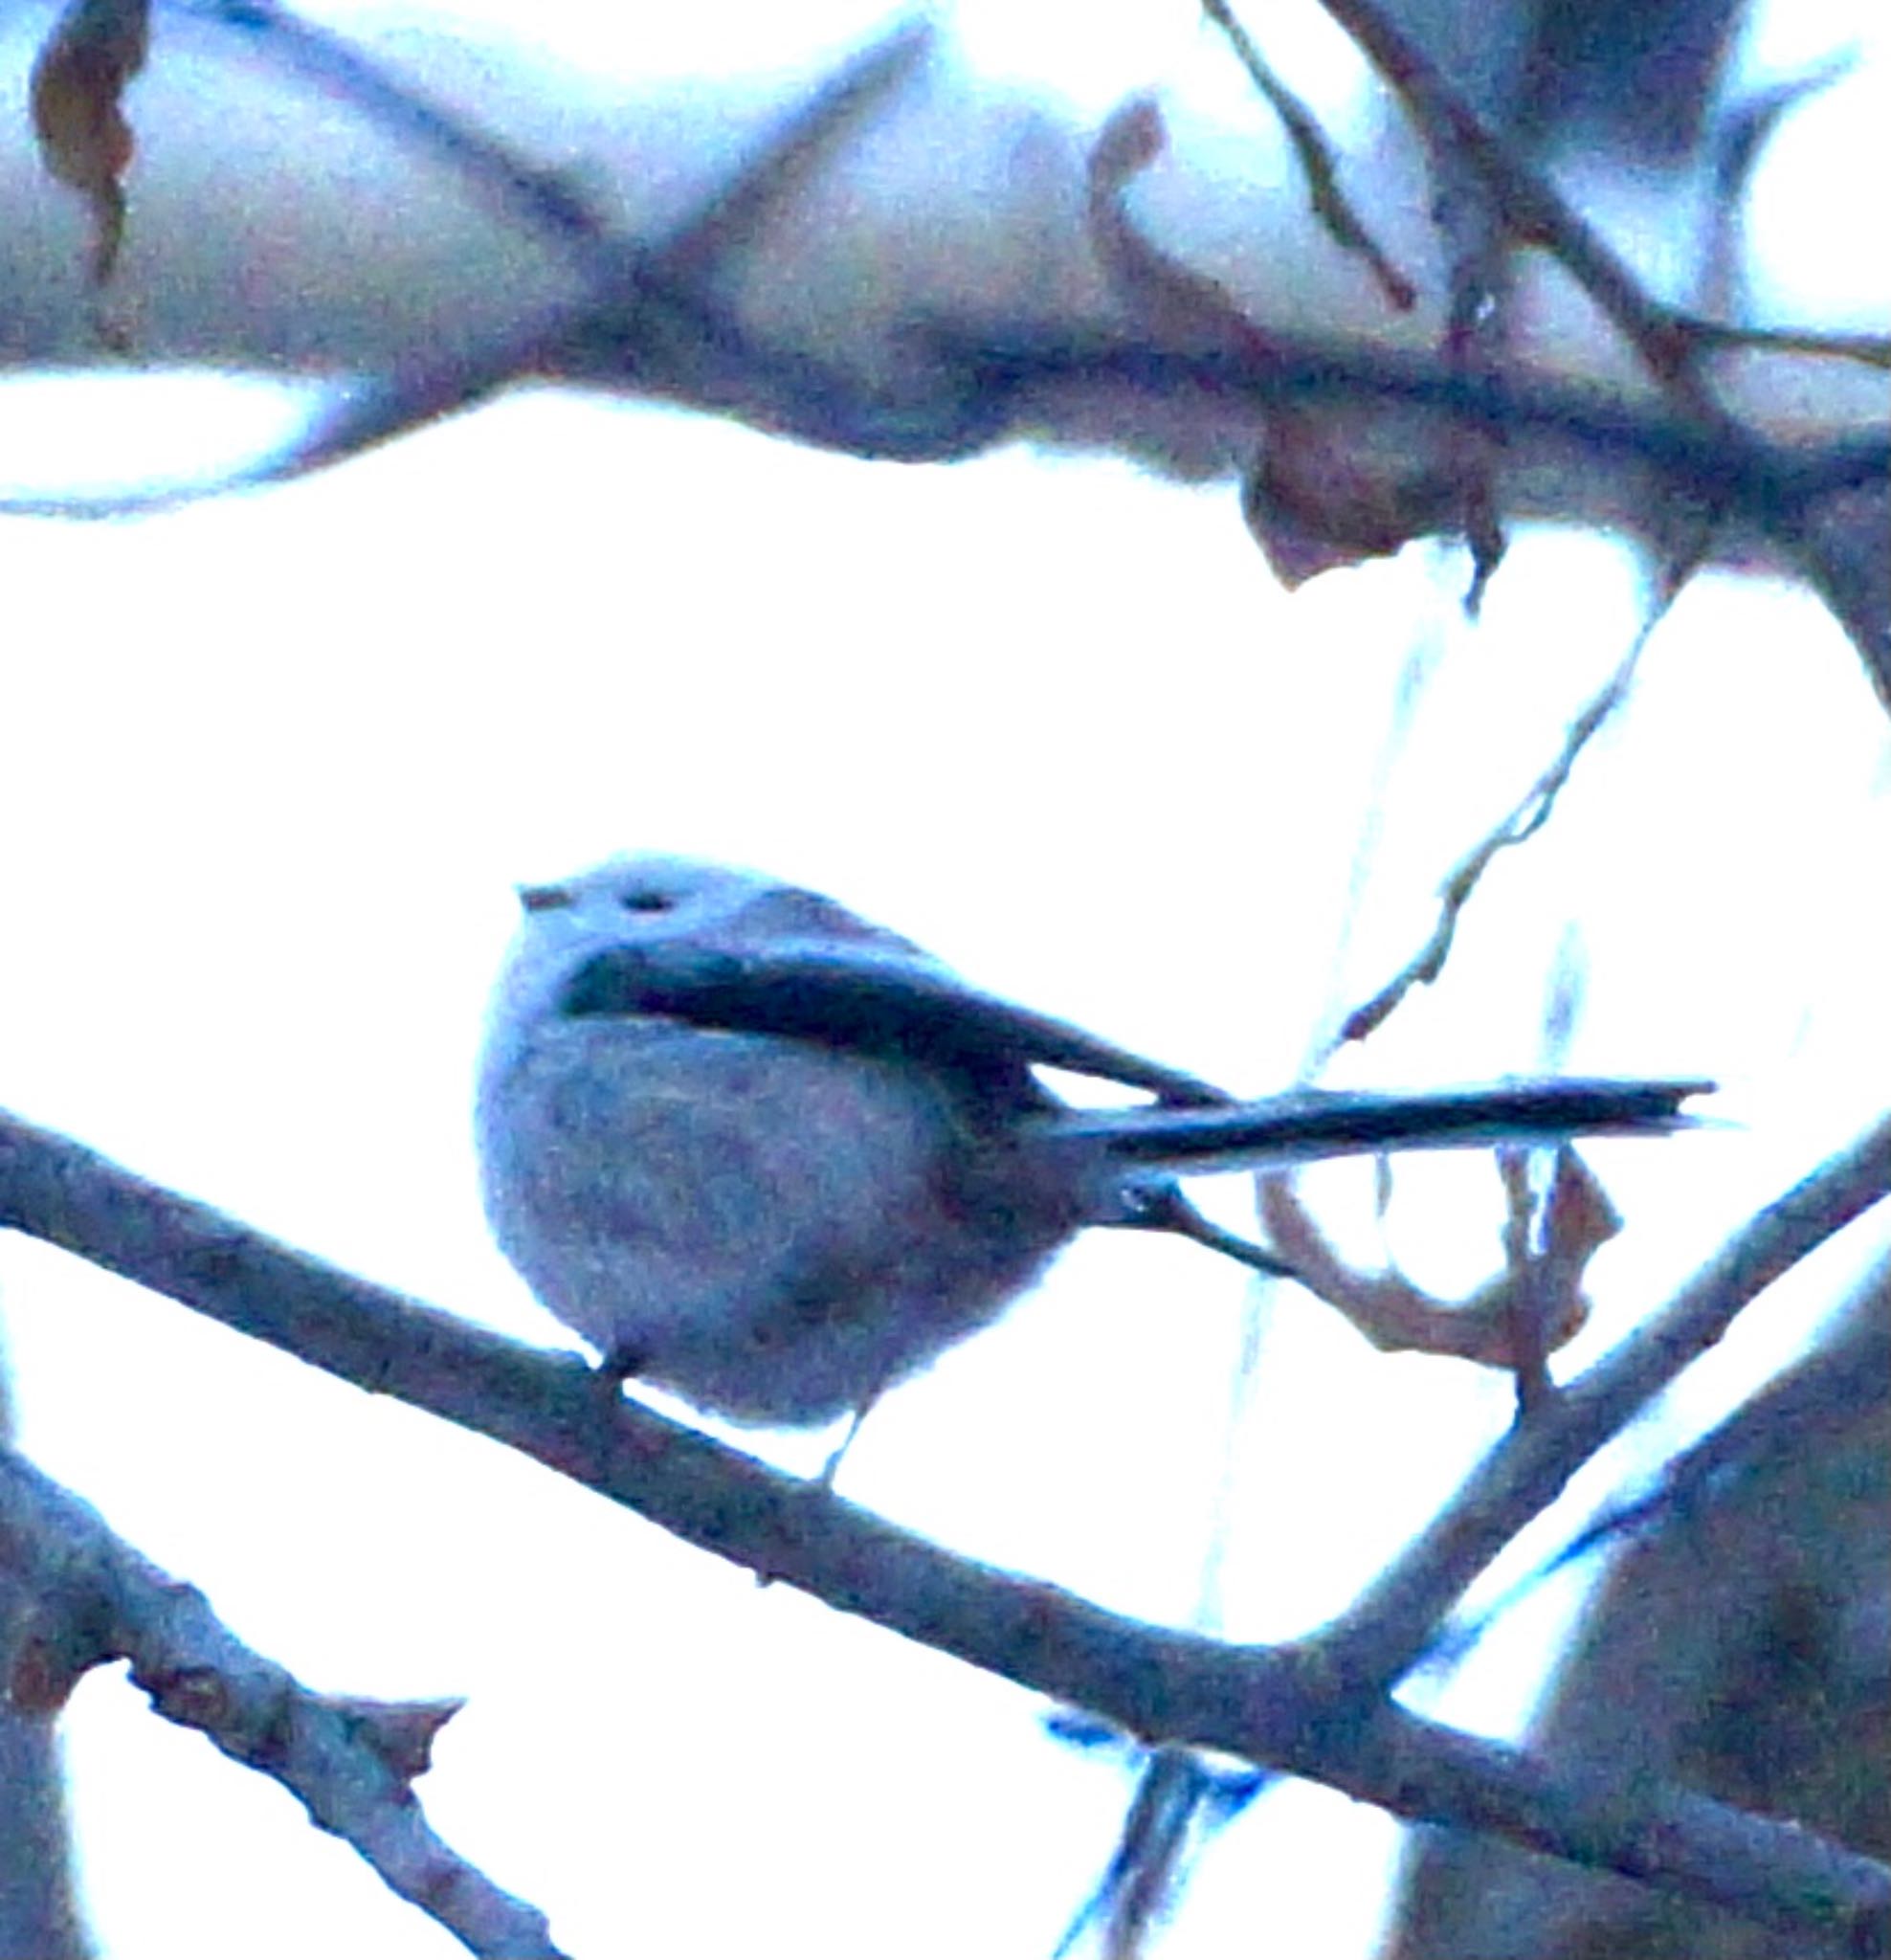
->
<box><xmin>1</xmin><ymin>2</ymin><xmax>1887</xmax><ymax>1955</ymax></box>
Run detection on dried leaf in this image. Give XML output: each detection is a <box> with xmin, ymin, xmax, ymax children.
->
<box><xmin>1088</xmin><ymin>97</ymin><xmax>1275</xmax><ymax>354</ymax></box>
<box><xmin>1257</xmin><ymin>1147</ymin><xmax>1622</xmax><ymax>1368</ymax></box>
<box><xmin>30</xmin><ymin>0</ymin><xmax>151</xmax><ymax>292</ymax></box>
<box><xmin>1088</xmin><ymin>96</ymin><xmax>1465</xmax><ymax>585</ymax></box>
<box><xmin>1240</xmin><ymin>404</ymin><xmax>1460</xmax><ymax>587</ymax></box>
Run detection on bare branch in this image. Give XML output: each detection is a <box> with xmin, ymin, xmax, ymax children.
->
<box><xmin>0</xmin><ymin>1443</ymin><xmax>562</xmax><ymax>1959</ymax></box>
<box><xmin>1309</xmin><ymin>0</ymin><xmax>1890</xmax><ymax>672</ymax></box>
<box><xmin>0</xmin><ymin>1106</ymin><xmax>1886</xmax><ymax>1946</ymax></box>
<box><xmin>170</xmin><ymin>0</ymin><xmax>619</xmax><ymax>268</ymax></box>
<box><xmin>1680</xmin><ymin>321</ymin><xmax>1891</xmax><ymax>369</ymax></box>
<box><xmin>0</xmin><ymin>2</ymin><xmax>1877</xmax><ymax>646</ymax></box>
<box><xmin>0</xmin><ymin>1354</ymin><xmax>87</xmax><ymax>1957</ymax></box>
<box><xmin>1333</xmin><ymin>629</ymin><xmax>1647</xmax><ymax>1048</ymax></box>
<box><xmin>1324</xmin><ymin>1703</ymin><xmax>1887</xmax><ymax>1953</ymax></box>
<box><xmin>1313</xmin><ymin>0</ymin><xmax>1695</xmax><ymax>384</ymax></box>
<box><xmin>0</xmin><ymin>9</ymin><xmax>944</xmax><ymax>513</ymax></box>
<box><xmin>1414</xmin><ymin>1265</ymin><xmax>1891</xmax><ymax>1686</ymax></box>
<box><xmin>911</xmin><ymin>322</ymin><xmax>1885</xmax><ymax>548</ymax></box>
<box><xmin>1302</xmin><ymin>1109</ymin><xmax>1891</xmax><ymax>1695</ymax></box>
<box><xmin>234</xmin><ymin>9</ymin><xmax>940</xmax><ymax>490</ymax></box>
<box><xmin>1199</xmin><ymin>0</ymin><xmax>1416</xmax><ymax>314</ymax></box>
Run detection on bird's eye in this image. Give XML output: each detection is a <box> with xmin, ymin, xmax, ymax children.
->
<box><xmin>619</xmin><ymin>888</ymin><xmax>674</xmax><ymax>914</ymax></box>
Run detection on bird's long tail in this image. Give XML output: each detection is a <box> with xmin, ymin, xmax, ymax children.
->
<box><xmin>1051</xmin><ymin>1078</ymin><xmax>1712</xmax><ymax>1176</ymax></box>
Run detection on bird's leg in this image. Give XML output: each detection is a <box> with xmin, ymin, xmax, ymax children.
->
<box><xmin>1111</xmin><ymin>1181</ymin><xmax>1300</xmax><ymax>1279</ymax></box>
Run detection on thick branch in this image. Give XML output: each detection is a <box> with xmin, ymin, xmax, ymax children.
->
<box><xmin>0</xmin><ymin>1107</ymin><xmax>1885</xmax><ymax>1948</ymax></box>
<box><xmin>0</xmin><ymin>1442</ymin><xmax>564</xmax><ymax>1959</ymax></box>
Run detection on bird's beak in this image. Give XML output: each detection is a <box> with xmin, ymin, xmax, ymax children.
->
<box><xmin>518</xmin><ymin>883</ymin><xmax>573</xmax><ymax>914</ymax></box>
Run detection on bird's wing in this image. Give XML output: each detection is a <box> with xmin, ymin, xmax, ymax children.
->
<box><xmin>556</xmin><ymin>940</ymin><xmax>1230</xmax><ymax>1106</ymax></box>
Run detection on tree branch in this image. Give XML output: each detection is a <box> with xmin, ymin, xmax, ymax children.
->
<box><xmin>0</xmin><ymin>1106</ymin><xmax>1885</xmax><ymax>1948</ymax></box>
<box><xmin>1331</xmin><ymin>630</ymin><xmax>1649</xmax><ymax>1048</ymax></box>
<box><xmin>0</xmin><ymin>1439</ymin><xmax>566</xmax><ymax>1959</ymax></box>
<box><xmin>1301</xmin><ymin>1109</ymin><xmax>1891</xmax><ymax>1695</ymax></box>
<box><xmin>0</xmin><ymin>1350</ymin><xmax>88</xmax><ymax>1957</ymax></box>
<box><xmin>2</xmin><ymin>3</ymin><xmax>1880</xmax><ymax>643</ymax></box>
<box><xmin>1305</xmin><ymin>0</ymin><xmax>1891</xmax><ymax>678</ymax></box>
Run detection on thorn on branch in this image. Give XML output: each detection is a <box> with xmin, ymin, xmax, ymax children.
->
<box><xmin>0</xmin><ymin>1442</ymin><xmax>564</xmax><ymax>1959</ymax></box>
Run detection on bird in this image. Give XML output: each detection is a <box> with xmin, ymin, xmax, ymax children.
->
<box><xmin>475</xmin><ymin>853</ymin><xmax>1707</xmax><ymax>1429</ymax></box>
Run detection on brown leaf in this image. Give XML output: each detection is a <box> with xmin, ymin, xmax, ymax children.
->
<box><xmin>1257</xmin><ymin>1147</ymin><xmax>1622</xmax><ymax>1368</ymax></box>
<box><xmin>30</xmin><ymin>0</ymin><xmax>151</xmax><ymax>291</ymax></box>
<box><xmin>1088</xmin><ymin>96</ymin><xmax>1470</xmax><ymax>586</ymax></box>
<box><xmin>1240</xmin><ymin>404</ymin><xmax>1461</xmax><ymax>587</ymax></box>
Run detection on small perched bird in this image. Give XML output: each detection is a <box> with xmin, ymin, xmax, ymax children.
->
<box><xmin>476</xmin><ymin>855</ymin><xmax>1707</xmax><ymax>1428</ymax></box>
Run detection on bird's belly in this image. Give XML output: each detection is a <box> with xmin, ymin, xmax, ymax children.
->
<box><xmin>478</xmin><ymin>1020</ymin><xmax>1069</xmax><ymax>1425</ymax></box>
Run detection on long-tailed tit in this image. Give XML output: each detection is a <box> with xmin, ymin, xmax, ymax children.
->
<box><xmin>476</xmin><ymin>855</ymin><xmax>1706</xmax><ymax>1428</ymax></box>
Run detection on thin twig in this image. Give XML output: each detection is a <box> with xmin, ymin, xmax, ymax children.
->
<box><xmin>0</xmin><ymin>1107</ymin><xmax>1886</xmax><ymax>1945</ymax></box>
<box><xmin>213</xmin><ymin>9</ymin><xmax>939</xmax><ymax>490</ymax></box>
<box><xmin>0</xmin><ymin>1444</ymin><xmax>564</xmax><ymax>1959</ymax></box>
<box><xmin>174</xmin><ymin>0</ymin><xmax>620</xmax><ymax>269</ymax></box>
<box><xmin>1199</xmin><ymin>0</ymin><xmax>1416</xmax><ymax>313</ymax></box>
<box><xmin>1314</xmin><ymin>0</ymin><xmax>1687</xmax><ymax>381</ymax></box>
<box><xmin>1679</xmin><ymin>320</ymin><xmax>1891</xmax><ymax>369</ymax></box>
<box><xmin>1333</xmin><ymin>630</ymin><xmax>1648</xmax><ymax>1048</ymax></box>
<box><xmin>1065</xmin><ymin>1214</ymin><xmax>1279</xmax><ymax>1960</ymax></box>
<box><xmin>1699</xmin><ymin>60</ymin><xmax>1854</xmax><ymax>340</ymax></box>
<box><xmin>1312</xmin><ymin>0</ymin><xmax>1890</xmax><ymax>677</ymax></box>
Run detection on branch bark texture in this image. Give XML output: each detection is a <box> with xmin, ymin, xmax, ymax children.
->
<box><xmin>0</xmin><ymin>1438</ymin><xmax>566</xmax><ymax>1958</ymax></box>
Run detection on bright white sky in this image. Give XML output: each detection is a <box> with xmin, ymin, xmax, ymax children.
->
<box><xmin>0</xmin><ymin>4</ymin><xmax>1886</xmax><ymax>1958</ymax></box>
